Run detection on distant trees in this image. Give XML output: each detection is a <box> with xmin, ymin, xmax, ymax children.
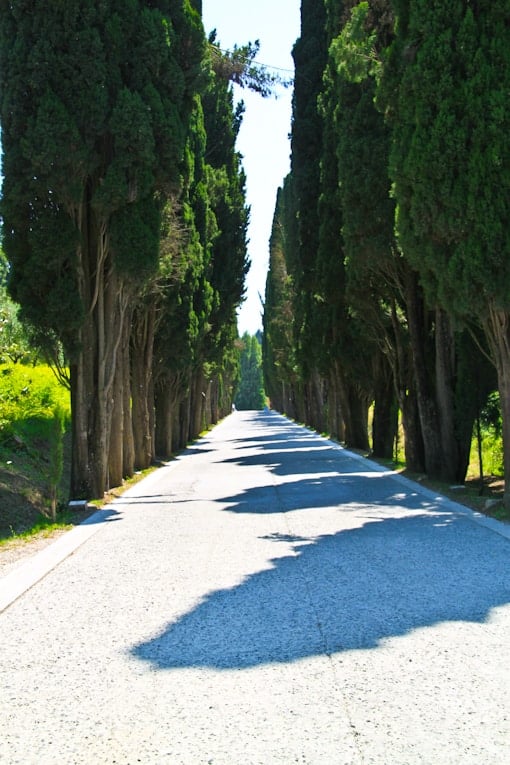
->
<box><xmin>235</xmin><ymin>333</ymin><xmax>265</xmax><ymax>410</ymax></box>
<box><xmin>0</xmin><ymin>2</ymin><xmax>250</xmax><ymax>498</ymax></box>
<box><xmin>263</xmin><ymin>0</ymin><xmax>506</xmax><ymax>499</ymax></box>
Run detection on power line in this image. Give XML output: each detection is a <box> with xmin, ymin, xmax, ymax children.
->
<box><xmin>212</xmin><ymin>45</ymin><xmax>295</xmax><ymax>77</ymax></box>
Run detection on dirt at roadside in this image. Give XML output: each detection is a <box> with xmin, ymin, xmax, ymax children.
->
<box><xmin>401</xmin><ymin>471</ymin><xmax>507</xmax><ymax>521</ymax></box>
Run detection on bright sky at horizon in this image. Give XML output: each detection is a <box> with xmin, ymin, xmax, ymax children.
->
<box><xmin>202</xmin><ymin>1</ymin><xmax>301</xmax><ymax>336</ymax></box>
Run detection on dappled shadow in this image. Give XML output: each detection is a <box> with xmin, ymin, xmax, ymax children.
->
<box><xmin>179</xmin><ymin>446</ymin><xmax>215</xmax><ymax>456</ymax></box>
<box><xmin>218</xmin><ymin>472</ymin><xmax>431</xmax><ymax>514</ymax></box>
<box><xmin>131</xmin><ymin>511</ymin><xmax>510</xmax><ymax>670</ymax></box>
<box><xmin>213</xmin><ymin>410</ymin><xmax>441</xmax><ymax>514</ymax></box>
<box><xmin>110</xmin><ymin>497</ymin><xmax>177</xmax><ymax>506</ymax></box>
<box><xmin>80</xmin><ymin>507</ymin><xmax>122</xmax><ymax>524</ymax></box>
<box><xmin>130</xmin><ymin>410</ymin><xmax>510</xmax><ymax>670</ymax></box>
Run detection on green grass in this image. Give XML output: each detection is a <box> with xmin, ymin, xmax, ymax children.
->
<box><xmin>0</xmin><ymin>515</ymin><xmax>74</xmax><ymax>546</ymax></box>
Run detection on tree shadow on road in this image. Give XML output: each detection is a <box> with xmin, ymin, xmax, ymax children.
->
<box><xmin>131</xmin><ymin>508</ymin><xmax>510</xmax><ymax>670</ymax></box>
<box><xmin>131</xmin><ymin>410</ymin><xmax>510</xmax><ymax>670</ymax></box>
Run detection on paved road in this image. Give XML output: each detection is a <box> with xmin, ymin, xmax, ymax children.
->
<box><xmin>1</xmin><ymin>410</ymin><xmax>510</xmax><ymax>764</ymax></box>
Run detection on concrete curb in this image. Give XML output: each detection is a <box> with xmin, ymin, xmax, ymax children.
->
<box><xmin>0</xmin><ymin>457</ymin><xmax>181</xmax><ymax>614</ymax></box>
<box><xmin>0</xmin><ymin>508</ymin><xmax>115</xmax><ymax>613</ymax></box>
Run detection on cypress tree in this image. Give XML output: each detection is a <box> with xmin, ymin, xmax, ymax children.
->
<box><xmin>153</xmin><ymin>37</ymin><xmax>250</xmax><ymax>453</ymax></box>
<box><xmin>263</xmin><ymin>180</ymin><xmax>299</xmax><ymax>417</ymax></box>
<box><xmin>382</xmin><ymin>0</ymin><xmax>507</xmax><ymax>485</ymax></box>
<box><xmin>290</xmin><ymin>0</ymin><xmax>329</xmax><ymax>426</ymax></box>
<box><xmin>324</xmin><ymin>0</ymin><xmax>402</xmax><ymax>457</ymax></box>
<box><xmin>235</xmin><ymin>333</ymin><xmax>265</xmax><ymax>411</ymax></box>
<box><xmin>0</xmin><ymin>1</ymin><xmax>204</xmax><ymax>497</ymax></box>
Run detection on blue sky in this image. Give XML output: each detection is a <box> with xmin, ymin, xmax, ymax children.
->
<box><xmin>202</xmin><ymin>1</ymin><xmax>301</xmax><ymax>335</ymax></box>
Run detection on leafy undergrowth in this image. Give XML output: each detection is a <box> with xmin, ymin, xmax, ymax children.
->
<box><xmin>0</xmin><ymin>363</ymin><xmax>165</xmax><ymax>552</ymax></box>
<box><xmin>0</xmin><ymin>432</ymin><xmax>74</xmax><ymax>541</ymax></box>
<box><xmin>0</xmin><ymin>363</ymin><xmax>72</xmax><ymax>541</ymax></box>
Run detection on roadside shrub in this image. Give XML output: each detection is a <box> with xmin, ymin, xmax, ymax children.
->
<box><xmin>0</xmin><ymin>363</ymin><xmax>70</xmax><ymax>443</ymax></box>
<box><xmin>0</xmin><ymin>363</ymin><xmax>71</xmax><ymax>519</ymax></box>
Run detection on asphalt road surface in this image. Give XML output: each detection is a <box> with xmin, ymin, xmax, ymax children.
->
<box><xmin>1</xmin><ymin>409</ymin><xmax>510</xmax><ymax>764</ymax></box>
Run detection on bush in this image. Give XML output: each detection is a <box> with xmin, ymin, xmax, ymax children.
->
<box><xmin>0</xmin><ymin>363</ymin><xmax>71</xmax><ymax>523</ymax></box>
<box><xmin>0</xmin><ymin>363</ymin><xmax>70</xmax><ymax>443</ymax></box>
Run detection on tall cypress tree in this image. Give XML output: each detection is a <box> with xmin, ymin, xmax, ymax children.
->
<box><xmin>263</xmin><ymin>180</ymin><xmax>299</xmax><ymax>417</ymax></box>
<box><xmin>0</xmin><ymin>1</ymin><xmax>204</xmax><ymax>497</ymax></box>
<box><xmin>323</xmin><ymin>0</ymin><xmax>403</xmax><ymax>457</ymax></box>
<box><xmin>152</xmin><ymin>37</ymin><xmax>251</xmax><ymax>455</ymax></box>
<box><xmin>382</xmin><ymin>0</ymin><xmax>507</xmax><ymax>485</ymax></box>
<box><xmin>201</xmin><ymin>52</ymin><xmax>250</xmax><ymax>418</ymax></box>
<box><xmin>290</xmin><ymin>0</ymin><xmax>329</xmax><ymax>425</ymax></box>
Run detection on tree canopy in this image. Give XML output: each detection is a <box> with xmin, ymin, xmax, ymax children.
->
<box><xmin>263</xmin><ymin>0</ymin><xmax>506</xmax><ymax>496</ymax></box>
<box><xmin>0</xmin><ymin>2</ymin><xmax>253</xmax><ymax>498</ymax></box>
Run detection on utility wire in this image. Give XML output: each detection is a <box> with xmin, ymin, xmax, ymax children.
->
<box><xmin>211</xmin><ymin>44</ymin><xmax>295</xmax><ymax>76</ymax></box>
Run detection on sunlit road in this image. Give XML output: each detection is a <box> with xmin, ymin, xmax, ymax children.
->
<box><xmin>1</xmin><ymin>410</ymin><xmax>510</xmax><ymax>763</ymax></box>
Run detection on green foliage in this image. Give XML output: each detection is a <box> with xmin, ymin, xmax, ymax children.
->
<box><xmin>263</xmin><ymin>180</ymin><xmax>299</xmax><ymax>410</ymax></box>
<box><xmin>476</xmin><ymin>431</ymin><xmax>504</xmax><ymax>479</ymax></box>
<box><xmin>382</xmin><ymin>1</ymin><xmax>510</xmax><ymax>319</ymax></box>
<box><xmin>209</xmin><ymin>36</ymin><xmax>290</xmax><ymax>96</ymax></box>
<box><xmin>290</xmin><ymin>0</ymin><xmax>329</xmax><ymax>378</ymax></box>
<box><xmin>46</xmin><ymin>403</ymin><xmax>66</xmax><ymax>520</ymax></box>
<box><xmin>0</xmin><ymin>249</ymin><xmax>37</xmax><ymax>365</ymax></box>
<box><xmin>0</xmin><ymin>364</ymin><xmax>70</xmax><ymax>443</ymax></box>
<box><xmin>481</xmin><ymin>391</ymin><xmax>502</xmax><ymax>438</ymax></box>
<box><xmin>0</xmin><ymin>0</ymin><xmax>205</xmax><ymax>358</ymax></box>
<box><xmin>202</xmin><ymin>63</ymin><xmax>250</xmax><ymax>366</ymax></box>
<box><xmin>235</xmin><ymin>334</ymin><xmax>265</xmax><ymax>410</ymax></box>
<box><xmin>0</xmin><ymin>362</ymin><xmax>71</xmax><ymax>522</ymax></box>
<box><xmin>331</xmin><ymin>2</ymin><xmax>379</xmax><ymax>82</ymax></box>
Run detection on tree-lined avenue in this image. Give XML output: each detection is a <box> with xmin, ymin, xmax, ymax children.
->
<box><xmin>1</xmin><ymin>410</ymin><xmax>509</xmax><ymax>763</ymax></box>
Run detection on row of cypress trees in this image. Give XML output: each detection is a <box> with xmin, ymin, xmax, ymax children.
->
<box><xmin>263</xmin><ymin>0</ymin><xmax>510</xmax><ymax>504</ymax></box>
<box><xmin>0</xmin><ymin>1</ymin><xmax>251</xmax><ymax>499</ymax></box>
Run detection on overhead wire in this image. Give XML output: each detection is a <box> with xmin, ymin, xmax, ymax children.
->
<box><xmin>211</xmin><ymin>44</ymin><xmax>295</xmax><ymax>77</ymax></box>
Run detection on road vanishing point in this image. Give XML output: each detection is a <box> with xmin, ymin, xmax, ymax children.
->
<box><xmin>1</xmin><ymin>410</ymin><xmax>509</xmax><ymax>764</ymax></box>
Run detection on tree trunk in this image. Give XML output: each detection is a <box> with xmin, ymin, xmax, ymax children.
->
<box><xmin>190</xmin><ymin>368</ymin><xmax>206</xmax><ymax>440</ymax></box>
<box><xmin>400</xmin><ymin>383</ymin><xmax>425</xmax><ymax>472</ymax></box>
<box><xmin>388</xmin><ymin>294</ymin><xmax>426</xmax><ymax>472</ymax></box>
<box><xmin>328</xmin><ymin>363</ymin><xmax>345</xmax><ymax>442</ymax></box>
<box><xmin>155</xmin><ymin>383</ymin><xmax>174</xmax><ymax>458</ymax></box>
<box><xmin>70</xmin><ymin>359</ymin><xmax>92</xmax><ymax>499</ymax></box>
<box><xmin>122</xmin><ymin>317</ymin><xmax>135</xmax><ymax>479</ymax></box>
<box><xmin>435</xmin><ymin>308</ymin><xmax>460</xmax><ymax>481</ymax></box>
<box><xmin>310</xmin><ymin>369</ymin><xmax>326</xmax><ymax>433</ymax></box>
<box><xmin>335</xmin><ymin>363</ymin><xmax>369</xmax><ymax>451</ymax></box>
<box><xmin>405</xmin><ymin>269</ymin><xmax>443</xmax><ymax>478</ymax></box>
<box><xmin>131</xmin><ymin>303</ymin><xmax>156</xmax><ymax>470</ymax></box>
<box><xmin>108</xmin><ymin>346</ymin><xmax>125</xmax><ymax>489</ymax></box>
<box><xmin>210</xmin><ymin>377</ymin><xmax>219</xmax><ymax>423</ymax></box>
<box><xmin>372</xmin><ymin>352</ymin><xmax>398</xmax><ymax>459</ymax></box>
<box><xmin>279</xmin><ymin>381</ymin><xmax>289</xmax><ymax>416</ymax></box>
<box><xmin>70</xmin><ymin>208</ymin><xmax>128</xmax><ymax>499</ymax></box>
<box><xmin>346</xmin><ymin>385</ymin><xmax>369</xmax><ymax>451</ymax></box>
<box><xmin>180</xmin><ymin>388</ymin><xmax>192</xmax><ymax>449</ymax></box>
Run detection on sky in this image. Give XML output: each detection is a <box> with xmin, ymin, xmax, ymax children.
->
<box><xmin>202</xmin><ymin>1</ymin><xmax>301</xmax><ymax>336</ymax></box>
